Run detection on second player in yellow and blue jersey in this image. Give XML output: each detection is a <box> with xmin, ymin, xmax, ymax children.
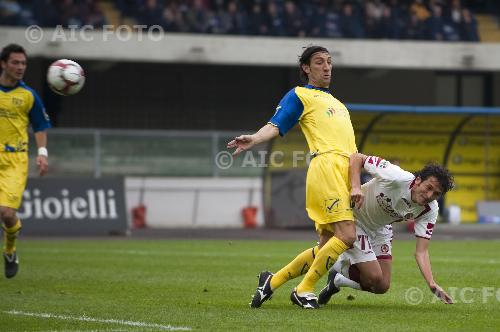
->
<box><xmin>0</xmin><ymin>43</ymin><xmax>51</xmax><ymax>279</ymax></box>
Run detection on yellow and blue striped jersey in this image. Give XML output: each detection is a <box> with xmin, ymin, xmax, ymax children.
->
<box><xmin>0</xmin><ymin>81</ymin><xmax>51</xmax><ymax>153</ymax></box>
<box><xmin>268</xmin><ymin>85</ymin><xmax>357</xmax><ymax>158</ymax></box>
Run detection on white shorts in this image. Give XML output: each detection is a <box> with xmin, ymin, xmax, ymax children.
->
<box><xmin>342</xmin><ymin>223</ymin><xmax>393</xmax><ymax>264</ymax></box>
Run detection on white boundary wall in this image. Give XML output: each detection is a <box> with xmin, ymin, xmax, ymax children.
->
<box><xmin>125</xmin><ymin>177</ymin><xmax>263</xmax><ymax>228</ymax></box>
<box><xmin>2</xmin><ymin>27</ymin><xmax>500</xmax><ymax>70</ymax></box>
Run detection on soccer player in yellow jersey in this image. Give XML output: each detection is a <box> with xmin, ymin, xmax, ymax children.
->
<box><xmin>228</xmin><ymin>46</ymin><xmax>357</xmax><ymax>309</ymax></box>
<box><xmin>0</xmin><ymin>44</ymin><xmax>51</xmax><ymax>278</ymax></box>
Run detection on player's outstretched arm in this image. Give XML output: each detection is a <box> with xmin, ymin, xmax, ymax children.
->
<box><xmin>34</xmin><ymin>131</ymin><xmax>49</xmax><ymax>176</ymax></box>
<box><xmin>227</xmin><ymin>124</ymin><xmax>279</xmax><ymax>156</ymax></box>
<box><xmin>415</xmin><ymin>237</ymin><xmax>453</xmax><ymax>304</ymax></box>
<box><xmin>349</xmin><ymin>153</ymin><xmax>367</xmax><ymax>209</ymax></box>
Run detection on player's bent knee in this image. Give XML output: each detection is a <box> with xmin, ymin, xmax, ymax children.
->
<box><xmin>337</xmin><ymin>232</ymin><xmax>356</xmax><ymax>247</ymax></box>
<box><xmin>364</xmin><ymin>272</ymin><xmax>384</xmax><ymax>289</ymax></box>
<box><xmin>373</xmin><ymin>282</ymin><xmax>390</xmax><ymax>294</ymax></box>
<box><xmin>332</xmin><ymin>220</ymin><xmax>356</xmax><ymax>246</ymax></box>
<box><xmin>344</xmin><ymin>234</ymin><xmax>357</xmax><ymax>246</ymax></box>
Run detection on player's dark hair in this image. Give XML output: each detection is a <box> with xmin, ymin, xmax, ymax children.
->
<box><xmin>299</xmin><ymin>45</ymin><xmax>329</xmax><ymax>82</ymax></box>
<box><xmin>0</xmin><ymin>44</ymin><xmax>26</xmax><ymax>63</ymax></box>
<box><xmin>415</xmin><ymin>164</ymin><xmax>454</xmax><ymax>194</ymax></box>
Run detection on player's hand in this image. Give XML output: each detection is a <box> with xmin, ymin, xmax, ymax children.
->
<box><xmin>227</xmin><ymin>135</ymin><xmax>255</xmax><ymax>156</ymax></box>
<box><xmin>350</xmin><ymin>187</ymin><xmax>364</xmax><ymax>209</ymax></box>
<box><xmin>430</xmin><ymin>284</ymin><xmax>454</xmax><ymax>304</ymax></box>
<box><xmin>36</xmin><ymin>155</ymin><xmax>48</xmax><ymax>176</ymax></box>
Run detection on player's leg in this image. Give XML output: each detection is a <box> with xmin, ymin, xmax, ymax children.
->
<box><xmin>364</xmin><ymin>226</ymin><xmax>393</xmax><ymax>294</ymax></box>
<box><xmin>318</xmin><ymin>226</ymin><xmax>375</xmax><ymax>304</ymax></box>
<box><xmin>340</xmin><ymin>257</ymin><xmax>391</xmax><ymax>294</ymax></box>
<box><xmin>374</xmin><ymin>258</ymin><xmax>392</xmax><ymax>294</ymax></box>
<box><xmin>322</xmin><ymin>253</ymin><xmax>392</xmax><ymax>294</ymax></box>
<box><xmin>325</xmin><ymin>226</ymin><xmax>393</xmax><ymax>295</ymax></box>
<box><xmin>293</xmin><ymin>155</ymin><xmax>355</xmax><ymax>308</ymax></box>
<box><xmin>295</xmin><ymin>220</ymin><xmax>355</xmax><ymax>293</ymax></box>
<box><xmin>251</xmin><ymin>244</ymin><xmax>320</xmax><ymax>308</ymax></box>
<box><xmin>1</xmin><ymin>206</ymin><xmax>21</xmax><ymax>279</ymax></box>
<box><xmin>270</xmin><ymin>245</ymin><xmax>320</xmax><ymax>290</ymax></box>
<box><xmin>351</xmin><ymin>260</ymin><xmax>385</xmax><ymax>293</ymax></box>
<box><xmin>0</xmin><ymin>153</ymin><xmax>27</xmax><ymax>279</ymax></box>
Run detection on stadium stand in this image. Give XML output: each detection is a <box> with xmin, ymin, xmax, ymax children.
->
<box><xmin>0</xmin><ymin>0</ymin><xmax>107</xmax><ymax>27</ymax></box>
<box><xmin>0</xmin><ymin>0</ymin><xmax>491</xmax><ymax>42</ymax></box>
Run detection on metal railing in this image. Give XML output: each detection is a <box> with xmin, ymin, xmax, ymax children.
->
<box><xmin>28</xmin><ymin>128</ymin><xmax>262</xmax><ymax>178</ymax></box>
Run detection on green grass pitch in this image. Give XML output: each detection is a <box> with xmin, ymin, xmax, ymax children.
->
<box><xmin>1</xmin><ymin>239</ymin><xmax>499</xmax><ymax>331</ymax></box>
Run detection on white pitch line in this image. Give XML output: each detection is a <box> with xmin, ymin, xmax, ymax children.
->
<box><xmin>3</xmin><ymin>310</ymin><xmax>191</xmax><ymax>331</ymax></box>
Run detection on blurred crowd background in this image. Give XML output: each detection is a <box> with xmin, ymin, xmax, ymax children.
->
<box><xmin>2</xmin><ymin>0</ymin><xmax>498</xmax><ymax>42</ymax></box>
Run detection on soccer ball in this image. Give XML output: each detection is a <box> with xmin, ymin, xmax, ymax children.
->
<box><xmin>47</xmin><ymin>59</ymin><xmax>85</xmax><ymax>96</ymax></box>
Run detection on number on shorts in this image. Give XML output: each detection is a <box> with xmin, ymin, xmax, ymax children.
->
<box><xmin>358</xmin><ymin>235</ymin><xmax>372</xmax><ymax>251</ymax></box>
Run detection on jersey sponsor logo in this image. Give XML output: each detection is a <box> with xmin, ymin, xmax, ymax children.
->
<box><xmin>325</xmin><ymin>198</ymin><xmax>340</xmax><ymax>213</ymax></box>
<box><xmin>375</xmin><ymin>192</ymin><xmax>402</xmax><ymax>219</ymax></box>
<box><xmin>313</xmin><ymin>94</ymin><xmax>330</xmax><ymax>99</ymax></box>
<box><xmin>324</xmin><ymin>105</ymin><xmax>349</xmax><ymax>118</ymax></box>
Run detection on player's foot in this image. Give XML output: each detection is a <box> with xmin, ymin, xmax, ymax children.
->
<box><xmin>318</xmin><ymin>269</ymin><xmax>341</xmax><ymax>305</ymax></box>
<box><xmin>250</xmin><ymin>271</ymin><xmax>274</xmax><ymax>308</ymax></box>
<box><xmin>4</xmin><ymin>251</ymin><xmax>19</xmax><ymax>278</ymax></box>
<box><xmin>290</xmin><ymin>288</ymin><xmax>319</xmax><ymax>309</ymax></box>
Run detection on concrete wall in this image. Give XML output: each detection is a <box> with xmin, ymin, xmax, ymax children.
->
<box><xmin>3</xmin><ymin>27</ymin><xmax>500</xmax><ymax>71</ymax></box>
<box><xmin>125</xmin><ymin>177</ymin><xmax>263</xmax><ymax>228</ymax></box>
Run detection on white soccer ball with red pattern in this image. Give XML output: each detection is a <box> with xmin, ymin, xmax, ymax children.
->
<box><xmin>47</xmin><ymin>59</ymin><xmax>85</xmax><ymax>96</ymax></box>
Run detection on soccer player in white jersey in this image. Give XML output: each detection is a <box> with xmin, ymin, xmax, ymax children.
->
<box><xmin>318</xmin><ymin>153</ymin><xmax>455</xmax><ymax>305</ymax></box>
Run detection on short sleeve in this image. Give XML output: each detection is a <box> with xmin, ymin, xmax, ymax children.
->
<box><xmin>414</xmin><ymin>203</ymin><xmax>438</xmax><ymax>240</ymax></box>
<box><xmin>268</xmin><ymin>88</ymin><xmax>304</xmax><ymax>136</ymax></box>
<box><xmin>28</xmin><ymin>90</ymin><xmax>52</xmax><ymax>132</ymax></box>
<box><xmin>363</xmin><ymin>156</ymin><xmax>413</xmax><ymax>182</ymax></box>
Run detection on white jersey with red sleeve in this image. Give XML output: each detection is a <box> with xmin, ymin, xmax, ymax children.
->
<box><xmin>354</xmin><ymin>156</ymin><xmax>439</xmax><ymax>239</ymax></box>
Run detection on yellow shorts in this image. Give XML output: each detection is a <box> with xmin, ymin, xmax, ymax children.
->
<box><xmin>305</xmin><ymin>153</ymin><xmax>354</xmax><ymax>231</ymax></box>
<box><xmin>0</xmin><ymin>152</ymin><xmax>28</xmax><ymax>209</ymax></box>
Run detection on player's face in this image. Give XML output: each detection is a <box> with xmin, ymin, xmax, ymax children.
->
<box><xmin>303</xmin><ymin>52</ymin><xmax>332</xmax><ymax>88</ymax></box>
<box><xmin>1</xmin><ymin>52</ymin><xmax>27</xmax><ymax>82</ymax></box>
<box><xmin>411</xmin><ymin>176</ymin><xmax>443</xmax><ymax>205</ymax></box>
